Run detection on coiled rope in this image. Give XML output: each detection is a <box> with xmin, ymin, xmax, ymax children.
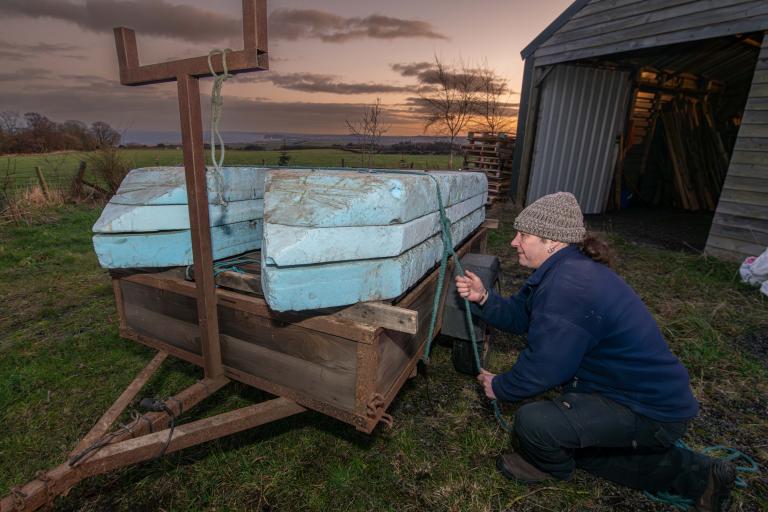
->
<box><xmin>644</xmin><ymin>441</ymin><xmax>759</xmax><ymax>509</ymax></box>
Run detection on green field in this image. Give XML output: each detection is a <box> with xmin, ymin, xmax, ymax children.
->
<box><xmin>1</xmin><ymin>148</ymin><xmax>454</xmax><ymax>191</ymax></box>
<box><xmin>0</xmin><ymin>197</ymin><xmax>766</xmax><ymax>510</ymax></box>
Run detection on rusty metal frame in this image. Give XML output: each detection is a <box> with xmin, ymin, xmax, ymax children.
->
<box><xmin>0</xmin><ymin>355</ymin><xmax>304</xmax><ymax>512</ymax></box>
<box><xmin>115</xmin><ymin>0</ymin><xmax>268</xmax><ymax>379</ymax></box>
<box><xmin>0</xmin><ymin>3</ymin><xmax>296</xmax><ymax>511</ymax></box>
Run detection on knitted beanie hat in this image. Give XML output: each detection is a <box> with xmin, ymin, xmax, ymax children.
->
<box><xmin>513</xmin><ymin>192</ymin><xmax>586</xmax><ymax>243</ymax></box>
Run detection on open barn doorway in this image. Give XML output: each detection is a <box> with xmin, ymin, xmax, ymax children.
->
<box><xmin>583</xmin><ymin>32</ymin><xmax>764</xmax><ymax>251</ymax></box>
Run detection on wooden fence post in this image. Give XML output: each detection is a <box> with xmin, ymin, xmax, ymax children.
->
<box><xmin>70</xmin><ymin>161</ymin><xmax>87</xmax><ymax>198</ymax></box>
<box><xmin>35</xmin><ymin>166</ymin><xmax>51</xmax><ymax>200</ymax></box>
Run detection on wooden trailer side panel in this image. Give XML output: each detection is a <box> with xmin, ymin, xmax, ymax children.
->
<box><xmin>116</xmin><ymin>226</ymin><xmax>490</xmax><ymax>433</ymax></box>
<box><xmin>374</xmin><ymin>228</ymin><xmax>487</xmax><ymax>398</ymax></box>
<box><xmin>119</xmin><ymin>280</ymin><xmax>358</xmax><ymax>411</ymax></box>
<box><xmin>121</xmin><ymin>280</ymin><xmax>202</xmax><ymax>354</ymax></box>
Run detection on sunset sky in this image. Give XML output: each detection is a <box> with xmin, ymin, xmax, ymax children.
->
<box><xmin>0</xmin><ymin>0</ymin><xmax>572</xmax><ymax>137</ymax></box>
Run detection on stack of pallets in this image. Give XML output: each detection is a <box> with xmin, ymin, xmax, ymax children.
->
<box><xmin>462</xmin><ymin>132</ymin><xmax>516</xmax><ymax>205</ymax></box>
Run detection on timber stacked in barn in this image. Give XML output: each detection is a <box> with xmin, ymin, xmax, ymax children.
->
<box><xmin>462</xmin><ymin>132</ymin><xmax>515</xmax><ymax>205</ymax></box>
<box><xmin>617</xmin><ymin>83</ymin><xmax>731</xmax><ymax>212</ymax></box>
<box><xmin>657</xmin><ymin>99</ymin><xmax>730</xmax><ymax>211</ymax></box>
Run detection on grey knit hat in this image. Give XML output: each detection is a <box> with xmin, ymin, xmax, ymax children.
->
<box><xmin>513</xmin><ymin>192</ymin><xmax>586</xmax><ymax>243</ymax></box>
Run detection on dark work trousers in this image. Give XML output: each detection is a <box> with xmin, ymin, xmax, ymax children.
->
<box><xmin>514</xmin><ymin>392</ymin><xmax>711</xmax><ymax>500</ymax></box>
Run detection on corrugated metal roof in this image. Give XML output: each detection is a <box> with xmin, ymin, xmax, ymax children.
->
<box><xmin>527</xmin><ymin>65</ymin><xmax>630</xmax><ymax>214</ymax></box>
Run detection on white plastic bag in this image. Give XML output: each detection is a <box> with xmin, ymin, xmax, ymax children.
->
<box><xmin>740</xmin><ymin>247</ymin><xmax>768</xmax><ymax>286</ymax></box>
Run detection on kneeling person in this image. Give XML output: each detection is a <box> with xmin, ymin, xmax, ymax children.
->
<box><xmin>455</xmin><ymin>192</ymin><xmax>736</xmax><ymax>512</ymax></box>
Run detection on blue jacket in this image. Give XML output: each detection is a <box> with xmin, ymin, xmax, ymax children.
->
<box><xmin>476</xmin><ymin>245</ymin><xmax>699</xmax><ymax>422</ymax></box>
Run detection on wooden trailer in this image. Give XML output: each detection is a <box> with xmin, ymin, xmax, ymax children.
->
<box><xmin>1</xmin><ymin>224</ymin><xmax>494</xmax><ymax>512</ymax></box>
<box><xmin>0</xmin><ymin>3</ymin><xmax>497</xmax><ymax>509</ymax></box>
<box><xmin>113</xmin><ymin>225</ymin><xmax>491</xmax><ymax>434</ymax></box>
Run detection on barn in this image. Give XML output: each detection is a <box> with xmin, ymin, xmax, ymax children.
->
<box><xmin>510</xmin><ymin>0</ymin><xmax>768</xmax><ymax>261</ymax></box>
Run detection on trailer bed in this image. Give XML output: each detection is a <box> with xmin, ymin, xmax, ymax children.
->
<box><xmin>111</xmin><ymin>226</ymin><xmax>489</xmax><ymax>433</ymax></box>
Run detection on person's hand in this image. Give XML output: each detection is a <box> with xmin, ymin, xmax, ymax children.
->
<box><xmin>455</xmin><ymin>270</ymin><xmax>487</xmax><ymax>303</ymax></box>
<box><xmin>476</xmin><ymin>368</ymin><xmax>497</xmax><ymax>399</ymax></box>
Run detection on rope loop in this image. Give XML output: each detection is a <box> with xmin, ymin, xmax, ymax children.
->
<box><xmin>207</xmin><ymin>48</ymin><xmax>234</xmax><ymax>206</ymax></box>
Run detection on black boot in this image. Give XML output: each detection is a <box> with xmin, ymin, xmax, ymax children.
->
<box><xmin>496</xmin><ymin>452</ymin><xmax>553</xmax><ymax>484</ymax></box>
<box><xmin>693</xmin><ymin>460</ymin><xmax>736</xmax><ymax>512</ymax></box>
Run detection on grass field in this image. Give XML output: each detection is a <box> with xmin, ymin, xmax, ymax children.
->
<box><xmin>0</xmin><ymin>196</ymin><xmax>766</xmax><ymax>510</ymax></box>
<box><xmin>1</xmin><ymin>148</ymin><xmax>454</xmax><ymax>191</ymax></box>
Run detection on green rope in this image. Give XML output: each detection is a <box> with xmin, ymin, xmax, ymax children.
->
<box><xmin>213</xmin><ymin>255</ymin><xmax>260</xmax><ymax>277</ymax></box>
<box><xmin>361</xmin><ymin>169</ymin><xmax>513</xmax><ymax>432</ymax></box>
<box><xmin>643</xmin><ymin>440</ymin><xmax>759</xmax><ymax>509</ymax></box>
<box><xmin>192</xmin><ymin>166</ymin><xmax>512</xmax><ymax>431</ymax></box>
<box><xmin>207</xmin><ymin>48</ymin><xmax>233</xmax><ymax>206</ymax></box>
<box><xmin>185</xmin><ymin>255</ymin><xmax>259</xmax><ymax>282</ymax></box>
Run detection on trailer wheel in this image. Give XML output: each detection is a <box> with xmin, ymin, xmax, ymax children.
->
<box><xmin>451</xmin><ymin>326</ymin><xmax>492</xmax><ymax>375</ymax></box>
<box><xmin>450</xmin><ymin>277</ymin><xmax>499</xmax><ymax>375</ymax></box>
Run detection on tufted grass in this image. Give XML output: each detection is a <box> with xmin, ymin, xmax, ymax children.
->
<box><xmin>0</xmin><ymin>199</ymin><xmax>766</xmax><ymax>511</ymax></box>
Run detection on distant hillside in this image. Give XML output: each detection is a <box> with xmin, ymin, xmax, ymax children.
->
<box><xmin>122</xmin><ymin>130</ymin><xmax>463</xmax><ymax>148</ymax></box>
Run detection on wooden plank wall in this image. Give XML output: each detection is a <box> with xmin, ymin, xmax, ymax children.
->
<box><xmin>533</xmin><ymin>0</ymin><xmax>768</xmax><ymax>66</ymax></box>
<box><xmin>706</xmin><ymin>35</ymin><xmax>768</xmax><ymax>261</ymax></box>
<box><xmin>120</xmin><ymin>280</ymin><xmax>359</xmax><ymax>411</ymax></box>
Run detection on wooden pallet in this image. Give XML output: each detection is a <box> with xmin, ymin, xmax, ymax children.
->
<box><xmin>463</xmin><ymin>143</ymin><xmax>502</xmax><ymax>152</ymax></box>
<box><xmin>465</xmin><ymin>156</ymin><xmax>501</xmax><ymax>165</ymax></box>
<box><xmin>462</xmin><ymin>132</ymin><xmax>515</xmax><ymax>202</ymax></box>
<box><xmin>465</xmin><ymin>161</ymin><xmax>511</xmax><ymax>170</ymax></box>
<box><xmin>467</xmin><ymin>132</ymin><xmax>514</xmax><ymax>143</ymax></box>
<box><xmin>483</xmin><ymin>168</ymin><xmax>512</xmax><ymax>179</ymax></box>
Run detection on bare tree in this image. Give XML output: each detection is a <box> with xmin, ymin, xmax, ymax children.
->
<box><xmin>418</xmin><ymin>56</ymin><xmax>479</xmax><ymax>168</ymax></box>
<box><xmin>24</xmin><ymin>112</ymin><xmax>59</xmax><ymax>152</ymax></box>
<box><xmin>0</xmin><ymin>111</ymin><xmax>21</xmax><ymax>154</ymax></box>
<box><xmin>90</xmin><ymin>121</ymin><xmax>121</xmax><ymax>148</ymax></box>
<box><xmin>345</xmin><ymin>98</ymin><xmax>389</xmax><ymax>167</ymax></box>
<box><xmin>0</xmin><ymin>111</ymin><xmax>20</xmax><ymax>135</ymax></box>
<box><xmin>61</xmin><ymin>120</ymin><xmax>96</xmax><ymax>150</ymax></box>
<box><xmin>474</xmin><ymin>61</ymin><xmax>513</xmax><ymax>135</ymax></box>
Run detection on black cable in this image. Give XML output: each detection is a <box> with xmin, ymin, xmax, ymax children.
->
<box><xmin>139</xmin><ymin>398</ymin><xmax>177</xmax><ymax>460</ymax></box>
<box><xmin>68</xmin><ymin>412</ymin><xmax>145</xmax><ymax>467</ymax></box>
<box><xmin>155</xmin><ymin>403</ymin><xmax>176</xmax><ymax>460</ymax></box>
<box><xmin>69</xmin><ymin>398</ymin><xmax>178</xmax><ymax>467</ymax></box>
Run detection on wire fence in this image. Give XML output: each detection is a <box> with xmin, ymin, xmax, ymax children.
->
<box><xmin>0</xmin><ymin>151</ymin><xmax>89</xmax><ymax>191</ymax></box>
<box><xmin>0</xmin><ymin>156</ymin><xmax>93</xmax><ymax>201</ymax></box>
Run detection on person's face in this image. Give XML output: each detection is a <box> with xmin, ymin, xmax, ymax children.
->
<box><xmin>510</xmin><ymin>232</ymin><xmax>554</xmax><ymax>269</ymax></box>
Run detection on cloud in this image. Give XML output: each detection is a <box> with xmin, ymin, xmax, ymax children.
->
<box><xmin>0</xmin><ymin>50</ymin><xmax>27</xmax><ymax>62</ymax></box>
<box><xmin>241</xmin><ymin>72</ymin><xmax>413</xmax><ymax>95</ymax></box>
<box><xmin>0</xmin><ymin>68</ymin><xmax>52</xmax><ymax>82</ymax></box>
<box><xmin>0</xmin><ymin>79</ymin><xmax>420</xmax><ymax>134</ymax></box>
<box><xmin>269</xmin><ymin>9</ymin><xmax>447</xmax><ymax>42</ymax></box>
<box><xmin>0</xmin><ymin>39</ymin><xmax>86</xmax><ymax>61</ymax></box>
<box><xmin>389</xmin><ymin>61</ymin><xmax>446</xmax><ymax>86</ymax></box>
<box><xmin>390</xmin><ymin>62</ymin><xmax>434</xmax><ymax>77</ymax></box>
<box><xmin>392</xmin><ymin>61</ymin><xmax>518</xmax><ymax>97</ymax></box>
<box><xmin>0</xmin><ymin>3</ymin><xmax>447</xmax><ymax>45</ymax></box>
<box><xmin>400</xmin><ymin>96</ymin><xmax>520</xmax><ymax>118</ymax></box>
<box><xmin>0</xmin><ymin>0</ymin><xmax>239</xmax><ymax>43</ymax></box>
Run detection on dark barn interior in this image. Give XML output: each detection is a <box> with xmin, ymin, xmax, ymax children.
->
<box><xmin>581</xmin><ymin>33</ymin><xmax>764</xmax><ymax>250</ymax></box>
